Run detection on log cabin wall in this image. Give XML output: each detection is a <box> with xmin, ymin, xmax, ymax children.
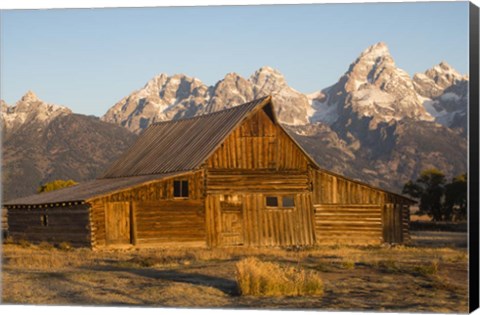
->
<box><xmin>311</xmin><ymin>169</ymin><xmax>410</xmax><ymax>244</ymax></box>
<box><xmin>6</xmin><ymin>204</ymin><xmax>91</xmax><ymax>246</ymax></box>
<box><xmin>382</xmin><ymin>201</ymin><xmax>410</xmax><ymax>244</ymax></box>
<box><xmin>88</xmin><ymin>171</ymin><xmax>205</xmax><ymax>249</ymax></box>
<box><xmin>204</xmin><ymin>108</ymin><xmax>315</xmax><ymax>247</ymax></box>
<box><xmin>1</xmin><ymin>207</ymin><xmax>7</xmax><ymax>237</ymax></box>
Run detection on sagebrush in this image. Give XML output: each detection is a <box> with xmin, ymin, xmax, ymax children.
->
<box><xmin>235</xmin><ymin>257</ymin><xmax>324</xmax><ymax>297</ymax></box>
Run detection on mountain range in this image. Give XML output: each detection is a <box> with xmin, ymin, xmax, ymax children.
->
<box><xmin>1</xmin><ymin>42</ymin><xmax>468</xmax><ymax>200</ymax></box>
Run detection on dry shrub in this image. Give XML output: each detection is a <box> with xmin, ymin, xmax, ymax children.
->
<box><xmin>235</xmin><ymin>257</ymin><xmax>324</xmax><ymax>297</ymax></box>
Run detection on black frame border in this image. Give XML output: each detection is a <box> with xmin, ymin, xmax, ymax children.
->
<box><xmin>469</xmin><ymin>1</ymin><xmax>479</xmax><ymax>313</ymax></box>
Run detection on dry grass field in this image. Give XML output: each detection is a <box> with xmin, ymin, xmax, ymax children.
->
<box><xmin>1</xmin><ymin>230</ymin><xmax>468</xmax><ymax>312</ymax></box>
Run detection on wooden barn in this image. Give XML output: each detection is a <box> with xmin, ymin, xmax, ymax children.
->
<box><xmin>2</xmin><ymin>96</ymin><xmax>414</xmax><ymax>249</ymax></box>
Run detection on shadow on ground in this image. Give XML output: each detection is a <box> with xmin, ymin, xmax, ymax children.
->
<box><xmin>84</xmin><ymin>264</ymin><xmax>239</xmax><ymax>296</ymax></box>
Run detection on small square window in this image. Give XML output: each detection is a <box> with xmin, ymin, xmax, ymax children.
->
<box><xmin>174</xmin><ymin>180</ymin><xmax>189</xmax><ymax>198</ymax></box>
<box><xmin>266</xmin><ymin>196</ymin><xmax>278</xmax><ymax>207</ymax></box>
<box><xmin>282</xmin><ymin>196</ymin><xmax>295</xmax><ymax>208</ymax></box>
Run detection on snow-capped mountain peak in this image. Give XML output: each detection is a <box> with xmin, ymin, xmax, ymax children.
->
<box><xmin>309</xmin><ymin>42</ymin><xmax>434</xmax><ymax>126</ymax></box>
<box><xmin>1</xmin><ymin>91</ymin><xmax>72</xmax><ymax>132</ymax></box>
<box><xmin>102</xmin><ymin>73</ymin><xmax>211</xmax><ymax>133</ymax></box>
<box><xmin>100</xmin><ymin>43</ymin><xmax>467</xmax><ymax>136</ymax></box>
<box><xmin>414</xmin><ymin>61</ymin><xmax>468</xmax><ymax>99</ymax></box>
<box><xmin>357</xmin><ymin>42</ymin><xmax>391</xmax><ymax>62</ymax></box>
<box><xmin>19</xmin><ymin>90</ymin><xmax>40</xmax><ymax>103</ymax></box>
<box><xmin>413</xmin><ymin>62</ymin><xmax>468</xmax><ymax>133</ymax></box>
<box><xmin>250</xmin><ymin>66</ymin><xmax>287</xmax><ymax>87</ymax></box>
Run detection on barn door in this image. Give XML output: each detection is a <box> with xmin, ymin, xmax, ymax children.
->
<box><xmin>220</xmin><ymin>195</ymin><xmax>244</xmax><ymax>246</ymax></box>
<box><xmin>105</xmin><ymin>202</ymin><xmax>131</xmax><ymax>245</ymax></box>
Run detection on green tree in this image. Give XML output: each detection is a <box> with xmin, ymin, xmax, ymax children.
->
<box><xmin>38</xmin><ymin>179</ymin><xmax>78</xmax><ymax>193</ymax></box>
<box><xmin>444</xmin><ymin>173</ymin><xmax>467</xmax><ymax>221</ymax></box>
<box><xmin>402</xmin><ymin>168</ymin><xmax>446</xmax><ymax>221</ymax></box>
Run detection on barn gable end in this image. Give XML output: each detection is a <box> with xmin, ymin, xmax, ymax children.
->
<box><xmin>204</xmin><ymin>105</ymin><xmax>315</xmax><ymax>247</ymax></box>
<box><xmin>205</xmin><ymin>107</ymin><xmax>309</xmax><ymax>170</ymax></box>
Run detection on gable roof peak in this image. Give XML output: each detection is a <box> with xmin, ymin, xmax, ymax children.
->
<box><xmin>101</xmin><ymin>96</ymin><xmax>273</xmax><ymax>178</ymax></box>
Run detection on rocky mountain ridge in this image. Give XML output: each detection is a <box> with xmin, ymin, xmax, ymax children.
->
<box><xmin>102</xmin><ymin>66</ymin><xmax>311</xmax><ymax>133</ymax></box>
<box><xmin>102</xmin><ymin>43</ymin><xmax>468</xmax><ymax>138</ymax></box>
<box><xmin>1</xmin><ymin>93</ymin><xmax>137</xmax><ymax>201</ymax></box>
<box><xmin>1</xmin><ymin>91</ymin><xmax>72</xmax><ymax>138</ymax></box>
<box><xmin>413</xmin><ymin>62</ymin><xmax>468</xmax><ymax>135</ymax></box>
<box><xmin>308</xmin><ymin>42</ymin><xmax>435</xmax><ymax>129</ymax></box>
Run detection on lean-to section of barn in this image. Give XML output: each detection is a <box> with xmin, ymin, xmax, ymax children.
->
<box><xmin>310</xmin><ymin>169</ymin><xmax>412</xmax><ymax>244</ymax></box>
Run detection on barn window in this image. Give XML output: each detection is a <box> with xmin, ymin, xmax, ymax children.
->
<box><xmin>173</xmin><ymin>180</ymin><xmax>189</xmax><ymax>198</ymax></box>
<box><xmin>266</xmin><ymin>196</ymin><xmax>295</xmax><ymax>208</ymax></box>
<box><xmin>266</xmin><ymin>196</ymin><xmax>278</xmax><ymax>207</ymax></box>
<box><xmin>282</xmin><ymin>196</ymin><xmax>295</xmax><ymax>208</ymax></box>
<box><xmin>40</xmin><ymin>214</ymin><xmax>48</xmax><ymax>226</ymax></box>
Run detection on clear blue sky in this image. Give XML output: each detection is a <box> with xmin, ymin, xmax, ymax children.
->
<box><xmin>1</xmin><ymin>2</ymin><xmax>470</xmax><ymax>116</ymax></box>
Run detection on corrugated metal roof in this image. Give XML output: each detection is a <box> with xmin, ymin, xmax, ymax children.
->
<box><xmin>3</xmin><ymin>172</ymin><xmax>187</xmax><ymax>206</ymax></box>
<box><xmin>102</xmin><ymin>96</ymin><xmax>271</xmax><ymax>178</ymax></box>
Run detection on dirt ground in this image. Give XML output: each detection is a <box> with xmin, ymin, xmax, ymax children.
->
<box><xmin>0</xmin><ymin>230</ymin><xmax>469</xmax><ymax>312</ymax></box>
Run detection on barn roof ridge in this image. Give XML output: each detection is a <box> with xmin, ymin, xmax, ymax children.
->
<box><xmin>150</xmin><ymin>95</ymin><xmax>272</xmax><ymax>126</ymax></box>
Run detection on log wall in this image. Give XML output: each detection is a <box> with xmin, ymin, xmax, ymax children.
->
<box><xmin>206</xmin><ymin>169</ymin><xmax>309</xmax><ymax>194</ymax></box>
<box><xmin>6</xmin><ymin>204</ymin><xmax>91</xmax><ymax>246</ymax></box>
<box><xmin>133</xmin><ymin>200</ymin><xmax>205</xmax><ymax>244</ymax></box>
<box><xmin>1</xmin><ymin>208</ymin><xmax>7</xmax><ymax>237</ymax></box>
<box><xmin>401</xmin><ymin>204</ymin><xmax>410</xmax><ymax>242</ymax></box>
<box><xmin>88</xmin><ymin>171</ymin><xmax>205</xmax><ymax>248</ymax></box>
<box><xmin>314</xmin><ymin>204</ymin><xmax>383</xmax><ymax>244</ymax></box>
<box><xmin>382</xmin><ymin>203</ymin><xmax>410</xmax><ymax>244</ymax></box>
<box><xmin>311</xmin><ymin>169</ymin><xmax>411</xmax><ymax>244</ymax></box>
